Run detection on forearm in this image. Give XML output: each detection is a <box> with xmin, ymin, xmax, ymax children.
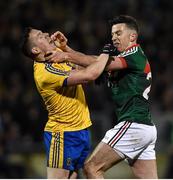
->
<box><xmin>66</xmin><ymin>53</ymin><xmax>109</xmax><ymax>86</ymax></box>
<box><xmin>65</xmin><ymin>45</ymin><xmax>98</xmax><ymax>67</ymax></box>
<box><xmin>84</xmin><ymin>53</ymin><xmax>109</xmax><ymax>80</ymax></box>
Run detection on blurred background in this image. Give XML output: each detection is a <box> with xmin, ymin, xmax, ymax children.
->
<box><xmin>0</xmin><ymin>0</ymin><xmax>173</xmax><ymax>178</ymax></box>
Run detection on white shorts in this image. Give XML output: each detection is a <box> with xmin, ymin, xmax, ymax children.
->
<box><xmin>102</xmin><ymin>121</ymin><xmax>157</xmax><ymax>165</ymax></box>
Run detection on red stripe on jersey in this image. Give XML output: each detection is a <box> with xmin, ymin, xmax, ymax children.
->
<box><xmin>119</xmin><ymin>57</ymin><xmax>128</xmax><ymax>68</ymax></box>
<box><xmin>144</xmin><ymin>62</ymin><xmax>151</xmax><ymax>73</ymax></box>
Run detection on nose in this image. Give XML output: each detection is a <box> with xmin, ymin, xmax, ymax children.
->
<box><xmin>112</xmin><ymin>34</ymin><xmax>117</xmax><ymax>41</ymax></box>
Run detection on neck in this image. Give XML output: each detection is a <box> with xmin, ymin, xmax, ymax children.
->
<box><xmin>126</xmin><ymin>42</ymin><xmax>138</xmax><ymax>50</ymax></box>
<box><xmin>34</xmin><ymin>53</ymin><xmax>46</xmax><ymax>62</ymax></box>
<box><xmin>34</xmin><ymin>45</ymin><xmax>57</xmax><ymax>62</ymax></box>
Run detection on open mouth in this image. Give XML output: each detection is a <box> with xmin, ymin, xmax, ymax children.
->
<box><xmin>113</xmin><ymin>42</ymin><xmax>120</xmax><ymax>48</ymax></box>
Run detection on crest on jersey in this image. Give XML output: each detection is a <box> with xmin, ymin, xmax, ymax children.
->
<box><xmin>66</xmin><ymin>158</ymin><xmax>72</xmax><ymax>166</ymax></box>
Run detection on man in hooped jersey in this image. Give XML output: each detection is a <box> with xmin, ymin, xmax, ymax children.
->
<box><xmin>21</xmin><ymin>27</ymin><xmax>110</xmax><ymax>178</ymax></box>
<box><xmin>47</xmin><ymin>15</ymin><xmax>158</xmax><ymax>178</ymax></box>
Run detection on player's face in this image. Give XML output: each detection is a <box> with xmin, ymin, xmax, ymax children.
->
<box><xmin>29</xmin><ymin>29</ymin><xmax>55</xmax><ymax>52</ymax></box>
<box><xmin>111</xmin><ymin>23</ymin><xmax>135</xmax><ymax>52</ymax></box>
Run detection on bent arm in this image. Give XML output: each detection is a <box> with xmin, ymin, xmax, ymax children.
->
<box><xmin>66</xmin><ymin>54</ymin><xmax>109</xmax><ymax>86</ymax></box>
<box><xmin>105</xmin><ymin>56</ymin><xmax>127</xmax><ymax>71</ymax></box>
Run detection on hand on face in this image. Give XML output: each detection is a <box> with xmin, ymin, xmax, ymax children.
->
<box><xmin>44</xmin><ymin>50</ymin><xmax>68</xmax><ymax>63</ymax></box>
<box><xmin>51</xmin><ymin>31</ymin><xmax>68</xmax><ymax>50</ymax></box>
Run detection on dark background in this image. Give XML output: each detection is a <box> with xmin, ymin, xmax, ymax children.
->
<box><xmin>0</xmin><ymin>0</ymin><xmax>173</xmax><ymax>178</ymax></box>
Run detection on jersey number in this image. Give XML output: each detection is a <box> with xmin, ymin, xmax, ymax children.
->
<box><xmin>143</xmin><ymin>72</ymin><xmax>151</xmax><ymax>100</ymax></box>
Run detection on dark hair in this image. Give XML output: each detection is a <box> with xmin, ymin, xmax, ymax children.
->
<box><xmin>21</xmin><ymin>27</ymin><xmax>35</xmax><ymax>58</ymax></box>
<box><xmin>109</xmin><ymin>15</ymin><xmax>139</xmax><ymax>33</ymax></box>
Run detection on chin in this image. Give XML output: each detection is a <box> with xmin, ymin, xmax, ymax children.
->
<box><xmin>118</xmin><ymin>46</ymin><xmax>127</xmax><ymax>52</ymax></box>
<box><xmin>117</xmin><ymin>48</ymin><xmax>123</xmax><ymax>52</ymax></box>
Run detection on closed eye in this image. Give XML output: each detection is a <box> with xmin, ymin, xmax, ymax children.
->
<box><xmin>112</xmin><ymin>30</ymin><xmax>122</xmax><ymax>37</ymax></box>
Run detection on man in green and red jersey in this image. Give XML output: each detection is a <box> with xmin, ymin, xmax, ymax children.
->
<box><xmin>46</xmin><ymin>15</ymin><xmax>158</xmax><ymax>179</ymax></box>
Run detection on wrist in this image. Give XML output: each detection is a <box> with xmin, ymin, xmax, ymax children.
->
<box><xmin>54</xmin><ymin>41</ymin><xmax>68</xmax><ymax>52</ymax></box>
<box><xmin>100</xmin><ymin>53</ymin><xmax>109</xmax><ymax>58</ymax></box>
<box><xmin>64</xmin><ymin>52</ymin><xmax>69</xmax><ymax>61</ymax></box>
<box><xmin>63</xmin><ymin>45</ymin><xmax>71</xmax><ymax>52</ymax></box>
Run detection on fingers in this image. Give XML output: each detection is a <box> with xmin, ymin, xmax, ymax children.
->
<box><xmin>44</xmin><ymin>50</ymin><xmax>67</xmax><ymax>63</ymax></box>
<box><xmin>45</xmin><ymin>51</ymin><xmax>53</xmax><ymax>57</ymax></box>
<box><xmin>51</xmin><ymin>31</ymin><xmax>67</xmax><ymax>43</ymax></box>
<box><xmin>50</xmin><ymin>32</ymin><xmax>59</xmax><ymax>41</ymax></box>
<box><xmin>44</xmin><ymin>51</ymin><xmax>54</xmax><ymax>61</ymax></box>
<box><xmin>50</xmin><ymin>31</ymin><xmax>68</xmax><ymax>50</ymax></box>
<box><xmin>48</xmin><ymin>56</ymin><xmax>59</xmax><ymax>62</ymax></box>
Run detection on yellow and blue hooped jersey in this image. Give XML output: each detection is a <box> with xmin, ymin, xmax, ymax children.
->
<box><xmin>33</xmin><ymin>52</ymin><xmax>92</xmax><ymax>132</ymax></box>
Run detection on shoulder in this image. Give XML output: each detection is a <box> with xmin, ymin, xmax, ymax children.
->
<box><xmin>119</xmin><ymin>44</ymin><xmax>140</xmax><ymax>58</ymax></box>
<box><xmin>45</xmin><ymin>63</ymin><xmax>70</xmax><ymax>76</ymax></box>
<box><xmin>34</xmin><ymin>62</ymin><xmax>70</xmax><ymax>88</ymax></box>
<box><xmin>34</xmin><ymin>62</ymin><xmax>68</xmax><ymax>81</ymax></box>
<box><xmin>118</xmin><ymin>45</ymin><xmax>148</xmax><ymax>71</ymax></box>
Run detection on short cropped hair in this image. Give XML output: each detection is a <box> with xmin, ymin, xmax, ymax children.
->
<box><xmin>109</xmin><ymin>15</ymin><xmax>139</xmax><ymax>34</ymax></box>
<box><xmin>21</xmin><ymin>27</ymin><xmax>35</xmax><ymax>58</ymax></box>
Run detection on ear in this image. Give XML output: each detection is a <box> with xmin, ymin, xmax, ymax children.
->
<box><xmin>31</xmin><ymin>47</ymin><xmax>41</xmax><ymax>55</ymax></box>
<box><xmin>130</xmin><ymin>33</ymin><xmax>137</xmax><ymax>42</ymax></box>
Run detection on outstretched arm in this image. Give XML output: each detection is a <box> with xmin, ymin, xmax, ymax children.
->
<box><xmin>45</xmin><ymin>48</ymin><xmax>97</xmax><ymax>67</ymax></box>
<box><xmin>45</xmin><ymin>46</ymin><xmax>97</xmax><ymax>67</ymax></box>
<box><xmin>64</xmin><ymin>45</ymin><xmax>97</xmax><ymax>67</ymax></box>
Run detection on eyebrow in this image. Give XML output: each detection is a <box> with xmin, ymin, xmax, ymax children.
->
<box><xmin>112</xmin><ymin>30</ymin><xmax>122</xmax><ymax>35</ymax></box>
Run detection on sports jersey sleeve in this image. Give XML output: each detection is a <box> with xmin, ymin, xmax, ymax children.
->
<box><xmin>120</xmin><ymin>53</ymin><xmax>138</xmax><ymax>70</ymax></box>
<box><xmin>119</xmin><ymin>47</ymin><xmax>146</xmax><ymax>71</ymax></box>
<box><xmin>43</xmin><ymin>63</ymin><xmax>70</xmax><ymax>88</ymax></box>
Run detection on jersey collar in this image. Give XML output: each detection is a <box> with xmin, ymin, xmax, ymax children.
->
<box><xmin>125</xmin><ymin>44</ymin><xmax>140</xmax><ymax>51</ymax></box>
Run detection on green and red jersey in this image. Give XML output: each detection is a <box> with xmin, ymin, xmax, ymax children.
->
<box><xmin>108</xmin><ymin>44</ymin><xmax>153</xmax><ymax>125</ymax></box>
